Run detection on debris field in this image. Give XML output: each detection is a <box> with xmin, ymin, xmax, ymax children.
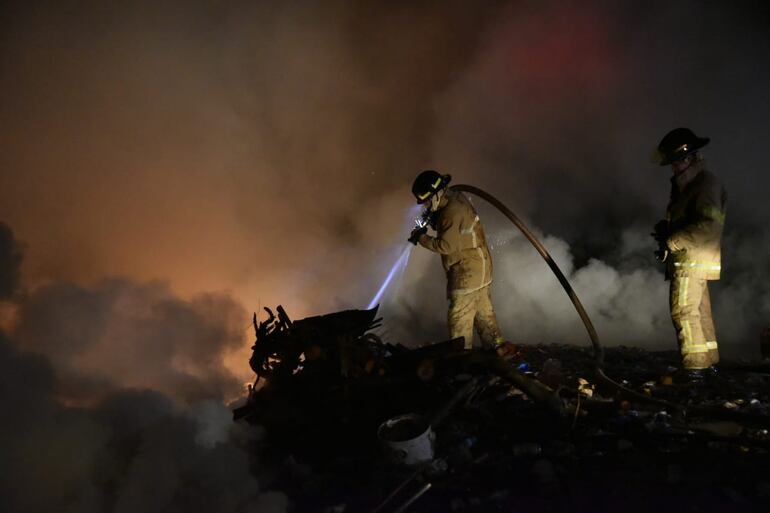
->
<box><xmin>234</xmin><ymin>306</ymin><xmax>770</xmax><ymax>513</ymax></box>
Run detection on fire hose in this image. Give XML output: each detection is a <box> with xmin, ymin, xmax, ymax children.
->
<box><xmin>451</xmin><ymin>184</ymin><xmax>605</xmax><ymax>369</ymax></box>
<box><xmin>449</xmin><ymin>184</ymin><xmax>766</xmax><ymax>421</ymax></box>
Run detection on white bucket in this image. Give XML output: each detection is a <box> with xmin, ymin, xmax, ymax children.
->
<box><xmin>377</xmin><ymin>413</ymin><xmax>435</xmax><ymax>465</ymax></box>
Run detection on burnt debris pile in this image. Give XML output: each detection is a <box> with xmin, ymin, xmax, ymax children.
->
<box><xmin>234</xmin><ymin>306</ymin><xmax>770</xmax><ymax>513</ymax></box>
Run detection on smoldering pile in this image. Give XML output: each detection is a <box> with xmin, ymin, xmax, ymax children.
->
<box><xmin>235</xmin><ymin>304</ymin><xmax>770</xmax><ymax>513</ymax></box>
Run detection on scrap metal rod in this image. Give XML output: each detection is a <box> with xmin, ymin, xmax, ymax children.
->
<box><xmin>390</xmin><ymin>483</ymin><xmax>432</xmax><ymax>513</ymax></box>
<box><xmin>369</xmin><ymin>468</ymin><xmax>422</xmax><ymax>513</ymax></box>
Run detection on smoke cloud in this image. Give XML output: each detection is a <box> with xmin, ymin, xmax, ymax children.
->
<box><xmin>12</xmin><ymin>278</ymin><xmax>250</xmax><ymax>405</ymax></box>
<box><xmin>0</xmin><ymin>223</ymin><xmax>284</xmax><ymax>513</ymax></box>
<box><xmin>2</xmin><ymin>1</ymin><xmax>768</xmax><ymax>356</ymax></box>
<box><xmin>0</xmin><ymin>328</ymin><xmax>291</xmax><ymax>513</ymax></box>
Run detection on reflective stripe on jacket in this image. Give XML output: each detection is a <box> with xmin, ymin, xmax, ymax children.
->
<box><xmin>420</xmin><ymin>189</ymin><xmax>493</xmax><ymax>297</ymax></box>
<box><xmin>666</xmin><ymin>168</ymin><xmax>726</xmax><ymax>280</ymax></box>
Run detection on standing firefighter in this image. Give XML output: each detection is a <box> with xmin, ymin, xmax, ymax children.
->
<box><xmin>652</xmin><ymin>128</ymin><xmax>727</xmax><ymax>380</ymax></box>
<box><xmin>408</xmin><ymin>170</ymin><xmax>512</xmax><ymax>355</ymax></box>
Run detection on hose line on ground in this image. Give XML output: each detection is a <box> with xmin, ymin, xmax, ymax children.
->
<box><xmin>450</xmin><ymin>184</ymin><xmax>693</xmax><ymax>412</ymax></box>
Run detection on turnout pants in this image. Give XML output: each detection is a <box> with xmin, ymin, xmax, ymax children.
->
<box><xmin>669</xmin><ymin>276</ymin><xmax>720</xmax><ymax>369</ymax></box>
<box><xmin>448</xmin><ymin>285</ymin><xmax>503</xmax><ymax>350</ymax></box>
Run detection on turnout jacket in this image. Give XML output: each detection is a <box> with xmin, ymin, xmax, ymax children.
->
<box><xmin>420</xmin><ymin>189</ymin><xmax>493</xmax><ymax>297</ymax></box>
<box><xmin>666</xmin><ymin>167</ymin><xmax>727</xmax><ymax>280</ymax></box>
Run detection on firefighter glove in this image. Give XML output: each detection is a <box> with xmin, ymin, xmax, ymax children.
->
<box><xmin>495</xmin><ymin>341</ymin><xmax>518</xmax><ymax>361</ymax></box>
<box><xmin>651</xmin><ymin>219</ymin><xmax>670</xmax><ymax>262</ymax></box>
<box><xmin>408</xmin><ymin>226</ymin><xmax>428</xmax><ymax>245</ymax></box>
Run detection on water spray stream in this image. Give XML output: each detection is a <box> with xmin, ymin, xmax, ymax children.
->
<box><xmin>366</xmin><ymin>203</ymin><xmax>423</xmax><ymax>310</ymax></box>
<box><xmin>367</xmin><ymin>244</ymin><xmax>412</xmax><ymax>310</ymax></box>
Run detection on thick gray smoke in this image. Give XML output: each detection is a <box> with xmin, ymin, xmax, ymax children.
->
<box><xmin>380</xmin><ymin>225</ymin><xmax>672</xmax><ymax>350</ymax></box>
<box><xmin>0</xmin><ymin>332</ymin><xmax>288</xmax><ymax>513</ymax></box>
<box><xmin>0</xmin><ymin>223</ymin><xmax>286</xmax><ymax>513</ymax></box>
<box><xmin>13</xmin><ymin>278</ymin><xmax>248</xmax><ymax>405</ymax></box>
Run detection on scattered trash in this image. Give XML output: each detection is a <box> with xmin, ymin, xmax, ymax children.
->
<box><xmin>577</xmin><ymin>377</ymin><xmax>594</xmax><ymax>398</ymax></box>
<box><xmin>539</xmin><ymin>358</ymin><xmax>563</xmax><ymax>388</ymax></box>
<box><xmin>378</xmin><ymin>414</ymin><xmax>435</xmax><ymax>466</ymax></box>
<box><xmin>691</xmin><ymin>421</ymin><xmax>743</xmax><ymax>437</ymax></box>
<box><xmin>232</xmin><ymin>307</ymin><xmax>770</xmax><ymax>511</ymax></box>
<box><xmin>645</xmin><ymin>411</ymin><xmax>672</xmax><ymax>433</ymax></box>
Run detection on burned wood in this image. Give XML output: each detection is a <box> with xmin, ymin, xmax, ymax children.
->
<box><xmin>490</xmin><ymin>358</ymin><xmax>566</xmax><ymax>417</ymax></box>
<box><xmin>428</xmin><ymin>350</ymin><xmax>567</xmax><ymax>417</ymax></box>
<box><xmin>276</xmin><ymin>304</ymin><xmax>293</xmax><ymax>328</ymax></box>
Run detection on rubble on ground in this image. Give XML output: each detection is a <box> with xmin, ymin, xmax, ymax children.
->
<box><xmin>234</xmin><ymin>306</ymin><xmax>770</xmax><ymax>513</ymax></box>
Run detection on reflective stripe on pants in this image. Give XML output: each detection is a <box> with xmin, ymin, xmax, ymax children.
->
<box><xmin>669</xmin><ymin>277</ymin><xmax>719</xmax><ymax>369</ymax></box>
<box><xmin>448</xmin><ymin>285</ymin><xmax>503</xmax><ymax>349</ymax></box>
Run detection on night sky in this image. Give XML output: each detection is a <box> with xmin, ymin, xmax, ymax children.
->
<box><xmin>1</xmin><ymin>1</ymin><xmax>770</xmax><ymax>511</ymax></box>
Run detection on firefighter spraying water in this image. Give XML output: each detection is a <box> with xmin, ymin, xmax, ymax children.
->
<box><xmin>367</xmin><ymin>170</ymin><xmax>606</xmax><ymax>371</ymax></box>
<box><xmin>407</xmin><ymin>170</ymin><xmax>512</xmax><ymax>355</ymax></box>
<box><xmin>405</xmin><ymin>171</ymin><xmax>610</xmax><ymax>370</ymax></box>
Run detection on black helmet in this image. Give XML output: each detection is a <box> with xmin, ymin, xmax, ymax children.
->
<box><xmin>654</xmin><ymin>127</ymin><xmax>710</xmax><ymax>166</ymax></box>
<box><xmin>412</xmin><ymin>170</ymin><xmax>451</xmax><ymax>204</ymax></box>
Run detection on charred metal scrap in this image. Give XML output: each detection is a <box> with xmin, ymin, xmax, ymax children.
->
<box><xmin>246</xmin><ymin>304</ymin><xmax>382</xmax><ymax>384</ymax></box>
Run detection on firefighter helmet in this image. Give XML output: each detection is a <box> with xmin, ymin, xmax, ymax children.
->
<box><xmin>654</xmin><ymin>127</ymin><xmax>710</xmax><ymax>166</ymax></box>
<box><xmin>412</xmin><ymin>170</ymin><xmax>451</xmax><ymax>204</ymax></box>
